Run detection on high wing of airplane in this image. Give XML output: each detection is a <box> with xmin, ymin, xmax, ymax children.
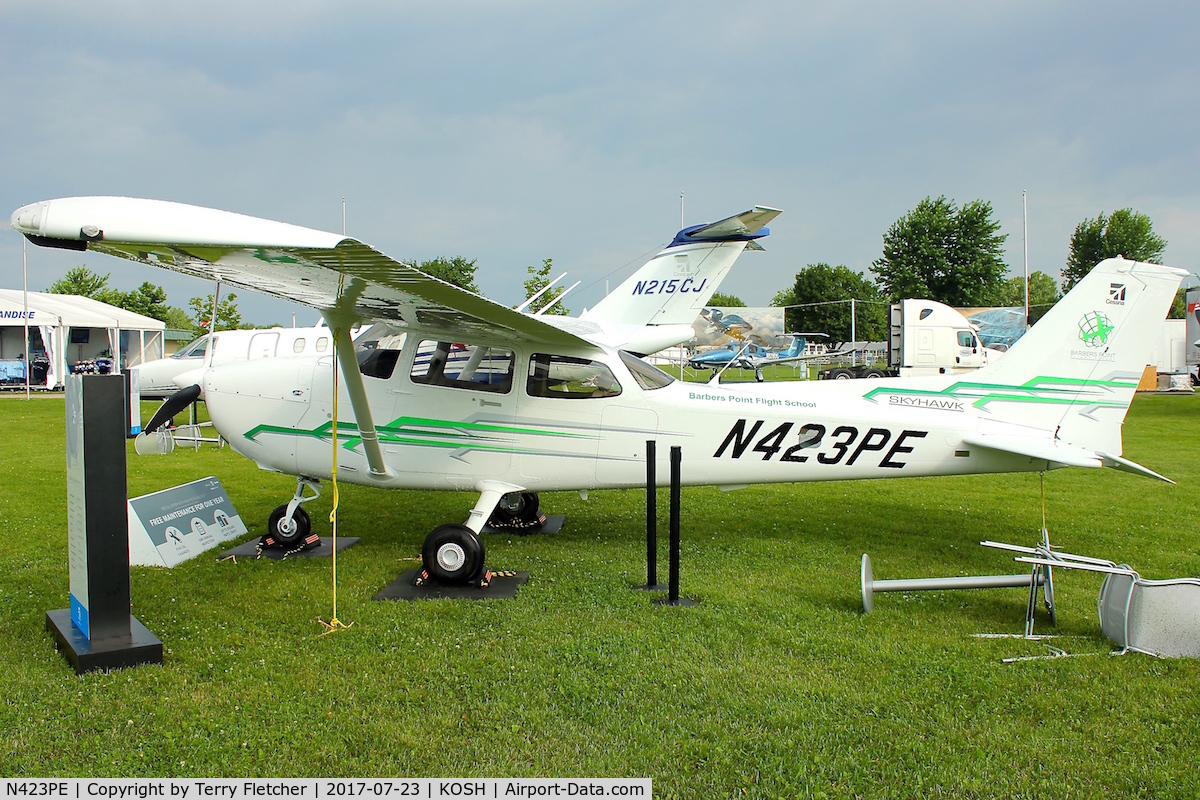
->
<box><xmin>12</xmin><ymin>196</ymin><xmax>1187</xmax><ymax>589</ymax></box>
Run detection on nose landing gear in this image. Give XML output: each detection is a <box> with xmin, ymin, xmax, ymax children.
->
<box><xmin>261</xmin><ymin>477</ymin><xmax>322</xmax><ymax>551</ymax></box>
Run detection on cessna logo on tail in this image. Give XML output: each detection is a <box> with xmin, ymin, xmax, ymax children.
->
<box><xmin>1079</xmin><ymin>311</ymin><xmax>1114</xmax><ymax>347</ymax></box>
<box><xmin>1108</xmin><ymin>283</ymin><xmax>1126</xmax><ymax>305</ymax></box>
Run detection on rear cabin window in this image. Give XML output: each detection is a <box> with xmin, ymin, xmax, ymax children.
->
<box><xmin>527</xmin><ymin>354</ymin><xmax>622</xmax><ymax>399</ymax></box>
<box><xmin>293</xmin><ymin>338</ymin><xmax>306</xmax><ymax>353</ymax></box>
<box><xmin>410</xmin><ymin>340</ymin><xmax>514</xmax><ymax>394</ymax></box>
<box><xmin>355</xmin><ymin>325</ymin><xmax>408</xmax><ymax>380</ymax></box>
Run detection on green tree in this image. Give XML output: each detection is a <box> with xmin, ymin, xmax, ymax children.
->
<box><xmin>522</xmin><ymin>258</ymin><xmax>569</xmax><ymax>316</ymax></box>
<box><xmin>1063</xmin><ymin>209</ymin><xmax>1166</xmax><ymax>292</ymax></box>
<box><xmin>708</xmin><ymin>292</ymin><xmax>746</xmax><ymax>307</ymax></box>
<box><xmin>787</xmin><ymin>263</ymin><xmax>888</xmax><ymax>342</ymax></box>
<box><xmin>873</xmin><ymin>196</ymin><xmax>1008</xmax><ymax>306</ymax></box>
<box><xmin>994</xmin><ymin>271</ymin><xmax>1061</xmax><ymax>324</ymax></box>
<box><xmin>49</xmin><ymin>266</ymin><xmax>184</xmax><ymax>324</ymax></box>
<box><xmin>1169</xmin><ymin>289</ymin><xmax>1187</xmax><ymax>320</ymax></box>
<box><xmin>413</xmin><ymin>256</ymin><xmax>479</xmax><ymax>293</ymax></box>
<box><xmin>164</xmin><ymin>306</ymin><xmax>195</xmax><ymax>331</ymax></box>
<box><xmin>188</xmin><ymin>293</ymin><xmax>243</xmax><ymax>336</ymax></box>
<box><xmin>48</xmin><ymin>266</ymin><xmax>110</xmax><ymax>297</ymax></box>
<box><xmin>105</xmin><ymin>282</ymin><xmax>170</xmax><ymax>322</ymax></box>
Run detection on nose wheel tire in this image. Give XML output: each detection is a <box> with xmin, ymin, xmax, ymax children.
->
<box><xmin>422</xmin><ymin>523</ymin><xmax>487</xmax><ymax>584</ymax></box>
<box><xmin>266</xmin><ymin>504</ymin><xmax>311</xmax><ymax>548</ymax></box>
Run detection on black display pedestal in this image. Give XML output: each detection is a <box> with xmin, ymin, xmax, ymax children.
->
<box><xmin>46</xmin><ymin>610</ymin><xmax>163</xmax><ymax>675</ymax></box>
<box><xmin>50</xmin><ymin>374</ymin><xmax>162</xmax><ymax>674</ymax></box>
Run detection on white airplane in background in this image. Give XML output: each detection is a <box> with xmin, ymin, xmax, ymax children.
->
<box><xmin>12</xmin><ymin>196</ymin><xmax>1187</xmax><ymax>588</ymax></box>
<box><xmin>137</xmin><ymin>325</ymin><xmax>338</xmax><ymax>398</ymax></box>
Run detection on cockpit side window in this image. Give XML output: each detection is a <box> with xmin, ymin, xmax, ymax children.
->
<box><xmin>355</xmin><ymin>324</ymin><xmax>408</xmax><ymax>380</ymax></box>
<box><xmin>410</xmin><ymin>340</ymin><xmax>514</xmax><ymax>394</ymax></box>
<box><xmin>527</xmin><ymin>354</ymin><xmax>622</xmax><ymax>399</ymax></box>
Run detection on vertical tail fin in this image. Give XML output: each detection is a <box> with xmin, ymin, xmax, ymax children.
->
<box><xmin>972</xmin><ymin>257</ymin><xmax>1187</xmax><ymax>453</ymax></box>
<box><xmin>581</xmin><ymin>206</ymin><xmax>780</xmax><ymax>327</ymax></box>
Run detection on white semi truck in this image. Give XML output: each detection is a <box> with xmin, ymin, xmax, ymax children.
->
<box><xmin>819</xmin><ymin>299</ymin><xmax>1008</xmax><ymax>380</ymax></box>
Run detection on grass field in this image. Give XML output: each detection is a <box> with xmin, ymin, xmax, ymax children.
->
<box><xmin>2</xmin><ymin>392</ymin><xmax>1198</xmax><ymax>797</ymax></box>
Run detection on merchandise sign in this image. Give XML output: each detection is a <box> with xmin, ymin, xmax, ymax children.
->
<box><xmin>0</xmin><ymin>778</ymin><xmax>653</xmax><ymax>799</ymax></box>
<box><xmin>1187</xmin><ymin>288</ymin><xmax>1198</xmax><ymax>367</ymax></box>
<box><xmin>128</xmin><ymin>476</ymin><xmax>248</xmax><ymax>567</ymax></box>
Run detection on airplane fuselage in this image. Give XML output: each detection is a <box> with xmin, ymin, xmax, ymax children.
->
<box><xmin>201</xmin><ymin>333</ymin><xmax>1066</xmax><ymax>495</ymax></box>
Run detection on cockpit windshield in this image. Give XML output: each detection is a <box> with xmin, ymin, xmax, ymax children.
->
<box><xmin>172</xmin><ymin>337</ymin><xmax>210</xmax><ymax>359</ymax></box>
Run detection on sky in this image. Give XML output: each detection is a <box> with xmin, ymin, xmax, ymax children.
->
<box><xmin>3</xmin><ymin>1</ymin><xmax>1199</xmax><ymax>325</ymax></box>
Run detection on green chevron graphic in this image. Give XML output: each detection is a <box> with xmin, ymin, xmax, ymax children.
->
<box><xmin>862</xmin><ymin>375</ymin><xmax>1137</xmax><ymax>411</ymax></box>
<box><xmin>245</xmin><ymin>414</ymin><xmax>609</xmax><ymax>458</ymax></box>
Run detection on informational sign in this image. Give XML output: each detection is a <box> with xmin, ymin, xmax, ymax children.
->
<box><xmin>689</xmin><ymin>306</ymin><xmax>786</xmax><ymax>349</ymax></box>
<box><xmin>64</xmin><ymin>376</ymin><xmax>90</xmax><ymax>637</ymax></box>
<box><xmin>127</xmin><ymin>366</ymin><xmax>142</xmax><ymax>436</ymax></box>
<box><xmin>128</xmin><ymin>476</ymin><xmax>248</xmax><ymax>567</ymax></box>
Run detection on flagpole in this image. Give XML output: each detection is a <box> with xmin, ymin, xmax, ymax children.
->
<box><xmin>1023</xmin><ymin>190</ymin><xmax>1029</xmax><ymax>326</ymax></box>
<box><xmin>23</xmin><ymin>237</ymin><xmax>30</xmax><ymax>399</ymax></box>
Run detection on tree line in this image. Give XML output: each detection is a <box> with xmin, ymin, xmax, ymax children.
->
<box><xmin>770</xmin><ymin>198</ymin><xmax>1176</xmax><ymax>342</ymax></box>
<box><xmin>44</xmin><ymin>201</ymin><xmax>1180</xmax><ymax>343</ymax></box>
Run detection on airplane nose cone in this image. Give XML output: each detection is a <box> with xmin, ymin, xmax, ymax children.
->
<box><xmin>174</xmin><ymin>367</ymin><xmax>207</xmax><ymax>394</ymax></box>
<box><xmin>10</xmin><ymin>202</ymin><xmax>45</xmax><ymax>234</ymax></box>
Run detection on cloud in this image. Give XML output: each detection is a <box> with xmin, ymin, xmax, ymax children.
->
<box><xmin>3</xmin><ymin>1</ymin><xmax>1199</xmax><ymax>319</ymax></box>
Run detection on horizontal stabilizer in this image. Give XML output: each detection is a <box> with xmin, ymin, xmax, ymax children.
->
<box><xmin>1096</xmin><ymin>450</ymin><xmax>1174</xmax><ymax>484</ymax></box>
<box><xmin>962</xmin><ymin>433</ymin><xmax>1173</xmax><ymax>483</ymax></box>
<box><xmin>674</xmin><ymin>206</ymin><xmax>781</xmax><ymax>244</ymax></box>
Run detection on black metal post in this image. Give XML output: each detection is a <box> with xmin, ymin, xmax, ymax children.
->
<box><xmin>633</xmin><ymin>440</ymin><xmax>664</xmax><ymax>591</ymax></box>
<box><xmin>647</xmin><ymin>440</ymin><xmax>657</xmax><ymax>584</ymax></box>
<box><xmin>655</xmin><ymin>444</ymin><xmax>697</xmax><ymax>606</ymax></box>
<box><xmin>668</xmin><ymin>445</ymin><xmax>680</xmax><ymax>601</ymax></box>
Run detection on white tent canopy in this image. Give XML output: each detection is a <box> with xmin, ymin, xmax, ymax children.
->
<box><xmin>0</xmin><ymin>290</ymin><xmax>165</xmax><ymax>389</ymax></box>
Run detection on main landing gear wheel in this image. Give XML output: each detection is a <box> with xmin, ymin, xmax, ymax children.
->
<box><xmin>830</xmin><ymin>368</ymin><xmax>855</xmax><ymax>380</ymax></box>
<box><xmin>267</xmin><ymin>504</ymin><xmax>311</xmax><ymax>548</ymax></box>
<box><xmin>486</xmin><ymin>491</ymin><xmax>543</xmax><ymax>532</ymax></box>
<box><xmin>422</xmin><ymin>523</ymin><xmax>487</xmax><ymax>584</ymax></box>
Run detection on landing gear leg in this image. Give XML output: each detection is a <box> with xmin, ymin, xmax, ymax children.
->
<box><xmin>263</xmin><ymin>477</ymin><xmax>322</xmax><ymax>550</ymax></box>
<box><xmin>416</xmin><ymin>481</ymin><xmax>521</xmax><ymax>586</ymax></box>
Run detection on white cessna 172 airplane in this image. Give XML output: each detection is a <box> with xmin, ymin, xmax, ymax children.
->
<box><xmin>11</xmin><ymin>196</ymin><xmax>1187</xmax><ymax>586</ymax></box>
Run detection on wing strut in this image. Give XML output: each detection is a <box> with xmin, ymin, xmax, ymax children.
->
<box><xmin>331</xmin><ymin>324</ymin><xmax>390</xmax><ymax>479</ymax></box>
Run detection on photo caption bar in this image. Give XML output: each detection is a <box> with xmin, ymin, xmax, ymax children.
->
<box><xmin>3</xmin><ymin>779</ymin><xmax>651</xmax><ymax>800</ymax></box>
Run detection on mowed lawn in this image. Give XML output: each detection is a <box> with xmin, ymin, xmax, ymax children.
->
<box><xmin>1</xmin><ymin>392</ymin><xmax>1198</xmax><ymax>797</ymax></box>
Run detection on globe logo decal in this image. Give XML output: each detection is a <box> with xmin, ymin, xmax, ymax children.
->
<box><xmin>1078</xmin><ymin>311</ymin><xmax>1114</xmax><ymax>347</ymax></box>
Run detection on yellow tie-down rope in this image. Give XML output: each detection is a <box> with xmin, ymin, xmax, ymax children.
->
<box><xmin>320</xmin><ymin>327</ymin><xmax>353</xmax><ymax>634</ymax></box>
